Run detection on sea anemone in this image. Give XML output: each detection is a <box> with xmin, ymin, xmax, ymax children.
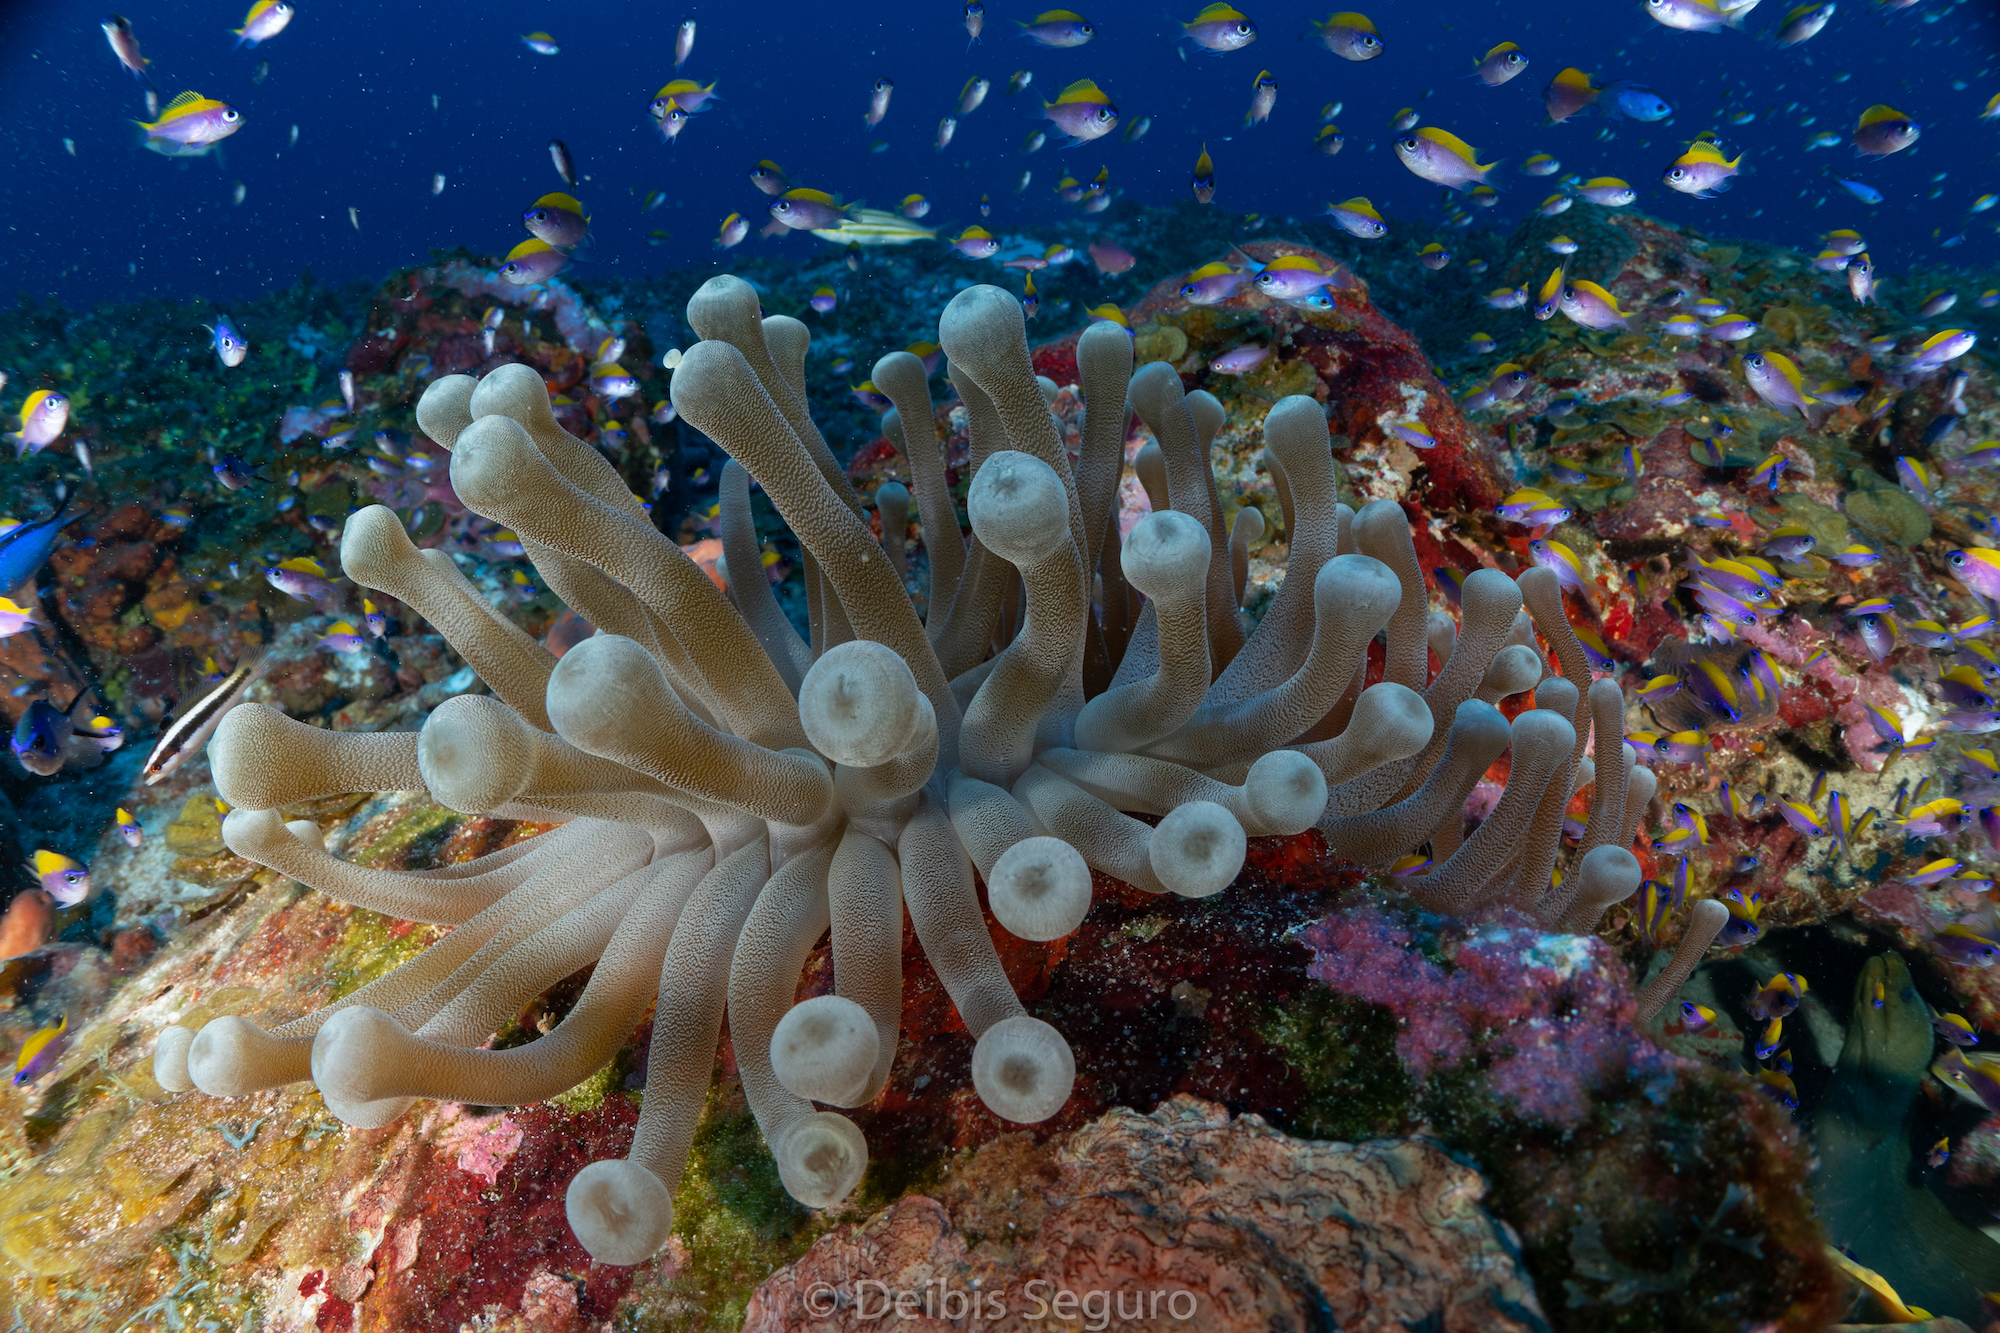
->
<box><xmin>151</xmin><ymin>277</ymin><xmax>1643</xmax><ymax>1265</ymax></box>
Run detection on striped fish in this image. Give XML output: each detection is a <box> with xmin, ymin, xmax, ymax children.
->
<box><xmin>142</xmin><ymin>646</ymin><xmax>268</xmax><ymax>786</ymax></box>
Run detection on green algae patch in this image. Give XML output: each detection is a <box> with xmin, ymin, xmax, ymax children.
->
<box><xmin>1256</xmin><ymin>987</ymin><xmax>1416</xmax><ymax>1142</ymax></box>
<box><xmin>643</xmin><ymin>1077</ymin><xmax>830</xmax><ymax>1332</ymax></box>
<box><xmin>551</xmin><ymin>1060</ymin><xmax>622</xmax><ymax>1116</ymax></box>
<box><xmin>1844</xmin><ymin>485</ymin><xmax>1931</xmax><ymax>547</ymax></box>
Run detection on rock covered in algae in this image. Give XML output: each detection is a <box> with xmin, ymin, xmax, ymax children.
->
<box><xmin>742</xmin><ymin>1095</ymin><xmax>1545</xmax><ymax>1333</ymax></box>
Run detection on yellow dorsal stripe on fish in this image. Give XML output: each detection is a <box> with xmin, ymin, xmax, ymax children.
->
<box><xmin>533</xmin><ymin>192</ymin><xmax>585</xmax><ymax>213</ymax></box>
<box><xmin>505</xmin><ymin>238</ymin><xmax>557</xmax><ymax>260</ymax></box>
<box><xmin>1414</xmin><ymin>127</ymin><xmax>1494</xmax><ymax>170</ymax></box>
<box><xmin>1190</xmin><ymin>2</ymin><xmax>1248</xmax><ymax>18</ymax></box>
<box><xmin>1187</xmin><ymin>261</ymin><xmax>1235</xmax><ymax>279</ymax></box>
<box><xmin>1051</xmin><ymin>79</ymin><xmax>1111</xmax><ymax>105</ymax></box>
<box><xmin>1032</xmin><ymin>8</ymin><xmax>1088</xmax><ymax>20</ymax></box>
<box><xmin>1856</xmin><ymin>103</ymin><xmax>1911</xmax><ymax>128</ymax></box>
<box><xmin>1569</xmin><ymin>279</ymin><xmax>1624</xmax><ymax>312</ymax></box>
<box><xmin>1482</xmin><ymin>41</ymin><xmax>1522</xmax><ymax>59</ymax></box>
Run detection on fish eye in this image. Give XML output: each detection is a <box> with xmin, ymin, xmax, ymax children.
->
<box><xmin>222</xmin><ymin>107</ymin><xmax>240</xmax><ymax>121</ymax></box>
<box><xmin>1236</xmin><ymin>22</ymin><xmax>1252</xmax><ymax>33</ymax></box>
<box><xmin>1080</xmin><ymin>22</ymin><xmax>1093</xmax><ymax>33</ymax></box>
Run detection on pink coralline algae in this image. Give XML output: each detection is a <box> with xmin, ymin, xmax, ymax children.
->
<box><xmin>1302</xmin><ymin>903</ymin><xmax>1686</xmax><ymax>1127</ymax></box>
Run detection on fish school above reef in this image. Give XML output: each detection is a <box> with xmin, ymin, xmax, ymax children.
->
<box><xmin>8</xmin><ymin>3</ymin><xmax>2000</xmax><ymax>1329</ymax></box>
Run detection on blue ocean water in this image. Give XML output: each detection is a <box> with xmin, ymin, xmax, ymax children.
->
<box><xmin>2</xmin><ymin>0</ymin><xmax>1997</xmax><ymax>310</ymax></box>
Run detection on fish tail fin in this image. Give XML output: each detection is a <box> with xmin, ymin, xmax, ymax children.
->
<box><xmin>231</xmin><ymin>28</ymin><xmax>247</xmax><ymax>48</ymax></box>
<box><xmin>1803</xmin><ymin>400</ymin><xmax>1836</xmax><ymax>431</ymax></box>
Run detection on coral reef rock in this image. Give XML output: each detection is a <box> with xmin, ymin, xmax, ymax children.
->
<box><xmin>743</xmin><ymin>1094</ymin><xmax>1546</xmax><ymax>1333</ymax></box>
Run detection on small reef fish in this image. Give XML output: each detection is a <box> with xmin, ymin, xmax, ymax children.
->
<box><xmin>10</xmin><ymin>391</ymin><xmax>68</xmax><ymax>457</ymax></box>
<box><xmin>715</xmin><ymin>214</ymin><xmax>748</xmax><ymax>249</ymax></box>
<box><xmin>771</xmin><ymin>188</ymin><xmax>853</xmax><ymax>232</ymax></box>
<box><xmin>1644</xmin><ymin>0</ymin><xmax>1734</xmax><ymax>32</ymax></box>
<box><xmin>102</xmin><ymin>15</ymin><xmax>151</xmax><ymax>80</ymax></box>
<box><xmin>1243</xmin><ymin>70</ymin><xmax>1277</xmax><ymax>127</ymax></box>
<box><xmin>1577</xmin><ymin>178</ymin><xmax>1636</xmax><ymax>206</ymax></box>
<box><xmin>117</xmin><ymin>807</ymin><xmax>143</xmax><ymax>849</ymax></box>
<box><xmin>1772</xmin><ymin>2</ymin><xmax>1834</xmax><ymax>44</ymax></box>
<box><xmin>1180</xmin><ymin>262</ymin><xmax>1249</xmax><ymax>305</ymax></box>
<box><xmin>1663</xmin><ymin>139</ymin><xmax>1743</xmax><ymax>196</ymax></box>
<box><xmin>12</xmin><ymin>1016</ymin><xmax>65</xmax><ymax>1086</ymax></box>
<box><xmin>144</xmin><ymin>648</ymin><xmax>269</xmax><ymax>786</ymax></box>
<box><xmin>864</xmin><ymin>77</ymin><xmax>894</xmax><ymax>127</ymax></box>
<box><xmin>28</xmin><ymin>851</ymin><xmax>89</xmax><ymax>907</ymax></box>
<box><xmin>1559</xmin><ymin>280</ymin><xmax>1630</xmax><ymax>331</ymax></box>
<box><xmin>1315</xmin><ymin>124</ymin><xmax>1345</xmax><ymax>155</ymax></box>
<box><xmin>1310</xmin><ymin>11</ymin><xmax>1383</xmax><ymax>60</ymax></box>
<box><xmin>1418</xmin><ymin>242</ymin><xmax>1450</xmax><ymax>269</ymax></box>
<box><xmin>750</xmin><ymin>161</ymin><xmax>788</xmax><ymax>196</ymax></box>
<box><xmin>809</xmin><ymin>287</ymin><xmax>837</xmax><ymax>314</ymax></box>
<box><xmin>1743</xmin><ymin>352</ymin><xmax>1819</xmax><ymax>419</ymax></box>
<box><xmin>212</xmin><ymin>454</ymin><xmax>265</xmax><ymax>490</ymax></box>
<box><xmin>498</xmin><ymin>238</ymin><xmax>569</xmax><ymax>285</ymax></box>
<box><xmin>1521</xmin><ymin>153</ymin><xmax>1560</xmax><ymax>176</ymax></box>
<box><xmin>1182</xmin><ymin>4</ymin><xmax>1257</xmax><ymax>52</ymax></box>
<box><xmin>1019</xmin><ymin>9</ymin><xmax>1096</xmax><ymax>46</ymax></box>
<box><xmin>1934</xmin><ymin>1013</ymin><xmax>1980</xmax><ymax>1047</ymax></box>
<box><xmin>520</xmin><ymin>31</ymin><xmax>558</xmax><ymax>54</ymax></box>
<box><xmin>1209</xmin><ymin>345</ymin><xmax>1269</xmax><ymax>375</ymax></box>
<box><xmin>316</xmin><ymin>620</ymin><xmax>367</xmax><ymax>654</ymax></box>
<box><xmin>1472</xmin><ymin>42</ymin><xmax>1529</xmax><ymax>86</ymax></box>
<box><xmin>1678</xmin><ymin>1002</ymin><xmax>1718</xmax><ymax>1033</ymax></box>
<box><xmin>1191</xmin><ymin>144</ymin><xmax>1215</xmax><ymax>204</ymax></box>
<box><xmin>1852</xmin><ymin>104</ymin><xmax>1920</xmax><ymax>157</ymax></box>
<box><xmin>523</xmin><ymin>193</ymin><xmax>590</xmax><ymax>250</ymax></box>
<box><xmin>1324</xmin><ymin>197</ymin><xmax>1386</xmax><ymax>239</ymax></box>
<box><xmin>549</xmin><ymin>139</ymin><xmax>578</xmax><ymax>188</ymax></box>
<box><xmin>1933</xmin><ymin>924</ymin><xmax>2000</xmax><ymax>966</ymax></box>
<box><xmin>1392</xmin><ymin>127</ymin><xmax>1496</xmax><ymax>191</ymax></box>
<box><xmin>134</xmin><ymin>91</ymin><xmax>243</xmax><ymax>157</ymax></box>
<box><xmin>1544</xmin><ymin>68</ymin><xmax>1600</xmax><ymax>124</ymax></box>
<box><xmin>203</xmin><ymin>317</ymin><xmax>248</xmax><ymax>367</ymax></box>
<box><xmin>233</xmin><ymin>0</ymin><xmax>293</xmax><ymax>48</ymax></box>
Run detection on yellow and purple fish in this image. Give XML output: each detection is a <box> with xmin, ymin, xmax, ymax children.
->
<box><xmin>1852</xmin><ymin>104</ymin><xmax>1920</xmax><ymax>157</ymax></box>
<box><xmin>1544</xmin><ymin>68</ymin><xmax>1600</xmax><ymax>124</ymax></box>
<box><xmin>809</xmin><ymin>286</ymin><xmax>838</xmax><ymax>314</ymax></box>
<box><xmin>28</xmin><ymin>850</ymin><xmax>89</xmax><ymax>907</ymax></box>
<box><xmin>9</xmin><ymin>391</ymin><xmax>68</xmax><ymax>458</ymax></box>
<box><xmin>1182</xmin><ymin>3</ymin><xmax>1258</xmax><ymax>51</ymax></box>
<box><xmin>1662</xmin><ymin>138</ymin><xmax>1742</xmax><ymax>197</ymax></box>
<box><xmin>1041</xmin><ymin>78</ymin><xmax>1118</xmax><ymax>143</ymax></box>
<box><xmin>1393</xmin><ymin>127</ymin><xmax>1496</xmax><ymax>191</ymax></box>
<box><xmin>1310</xmin><ymin>11</ymin><xmax>1383</xmax><ymax>59</ymax></box>
<box><xmin>715</xmin><ymin>213</ymin><xmax>748</xmax><ymax>249</ymax></box>
<box><xmin>770</xmin><ymin>188</ymin><xmax>851</xmax><ymax>231</ymax></box>
<box><xmin>1324</xmin><ymin>197</ymin><xmax>1386</xmax><ymax>239</ymax></box>
<box><xmin>949</xmin><ymin>225</ymin><xmax>1000</xmax><ymax>259</ymax></box>
<box><xmin>1558</xmin><ymin>280</ymin><xmax>1631</xmax><ymax>331</ymax></box>
<box><xmin>12</xmin><ymin>1016</ymin><xmax>65</xmax><ymax>1086</ymax></box>
<box><xmin>116</xmin><ymin>806</ymin><xmax>143</xmax><ymax>849</ymax></box>
<box><xmin>1677</xmin><ymin>1001</ymin><xmax>1718</xmax><ymax>1033</ymax></box>
<box><xmin>1019</xmin><ymin>9</ymin><xmax>1096</xmax><ymax>46</ymax></box>
<box><xmin>133</xmin><ymin>90</ymin><xmax>243</xmax><ymax>158</ymax></box>
<box><xmin>1191</xmin><ymin>143</ymin><xmax>1216</xmax><ymax>204</ymax></box>
<box><xmin>1577</xmin><ymin>177</ymin><xmax>1636</xmax><ymax>206</ymax></box>
<box><xmin>498</xmin><ymin>238</ymin><xmax>569</xmax><ymax>285</ymax></box>
<box><xmin>1743</xmin><ymin>352</ymin><xmax>1818</xmax><ymax>419</ymax></box>
<box><xmin>232</xmin><ymin>0</ymin><xmax>293</xmax><ymax>48</ymax></box>
<box><xmin>1243</xmin><ymin>70</ymin><xmax>1278</xmax><ymax>126</ymax></box>
<box><xmin>1934</xmin><ymin>1012</ymin><xmax>1981</xmax><ymax>1047</ymax></box>
<box><xmin>1934</xmin><ymin>924</ymin><xmax>2000</xmax><ymax>966</ymax></box>
<box><xmin>1472</xmin><ymin>41</ymin><xmax>1529</xmax><ymax>86</ymax></box>
<box><xmin>519</xmin><ymin>30</ymin><xmax>558</xmax><ymax>54</ymax></box>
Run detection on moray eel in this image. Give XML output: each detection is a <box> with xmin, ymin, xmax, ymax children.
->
<box><xmin>1811</xmin><ymin>952</ymin><xmax>2000</xmax><ymax>1323</ymax></box>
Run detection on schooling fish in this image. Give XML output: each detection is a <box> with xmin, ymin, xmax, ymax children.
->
<box><xmin>523</xmin><ymin>193</ymin><xmax>590</xmax><ymax>250</ymax></box>
<box><xmin>1472</xmin><ymin>41</ymin><xmax>1529</xmax><ymax>86</ymax></box>
<box><xmin>0</xmin><ymin>499</ymin><xmax>72</xmax><ymax>592</ymax></box>
<box><xmin>1663</xmin><ymin>139</ymin><xmax>1743</xmax><ymax>196</ymax></box>
<box><xmin>1853</xmin><ymin>104</ymin><xmax>1920</xmax><ymax>157</ymax></box>
<box><xmin>117</xmin><ymin>807</ymin><xmax>143</xmax><ymax>848</ymax></box>
<box><xmin>1577</xmin><ymin>177</ymin><xmax>1637</xmax><ymax>206</ymax></box>
<box><xmin>1042</xmin><ymin>79</ymin><xmax>1119</xmax><ymax>142</ymax></box>
<box><xmin>1242</xmin><ymin>70</ymin><xmax>1277</xmax><ymax>127</ymax></box>
<box><xmin>143</xmin><ymin>647</ymin><xmax>268</xmax><ymax>786</ymax></box>
<box><xmin>1191</xmin><ymin>143</ymin><xmax>1216</xmax><ymax>203</ymax></box>
<box><xmin>1643</xmin><ymin>0</ymin><xmax>1734</xmax><ymax>32</ymax></box>
<box><xmin>1310</xmin><ymin>11</ymin><xmax>1384</xmax><ymax>60</ymax></box>
<box><xmin>1182</xmin><ymin>3</ymin><xmax>1257</xmax><ymax>52</ymax></box>
<box><xmin>212</xmin><ymin>454</ymin><xmax>265</xmax><ymax>490</ymax></box>
<box><xmin>133</xmin><ymin>89</ymin><xmax>244</xmax><ymax>158</ymax></box>
<box><xmin>1771</xmin><ymin>2</ymin><xmax>1834</xmax><ymax>44</ymax></box>
<box><xmin>102</xmin><ymin>15</ymin><xmax>151</xmax><ymax>81</ymax></box>
<box><xmin>1392</xmin><ymin>127</ymin><xmax>1496</xmax><ymax>191</ymax></box>
<box><xmin>1559</xmin><ymin>280</ymin><xmax>1631</xmax><ymax>330</ymax></box>
<box><xmin>1544</xmin><ymin>68</ymin><xmax>1600</xmax><ymax>124</ymax></box>
<box><xmin>1019</xmin><ymin>9</ymin><xmax>1097</xmax><ymax>46</ymax></box>
<box><xmin>1324</xmin><ymin>197</ymin><xmax>1386</xmax><ymax>238</ymax></box>
<box><xmin>715</xmin><ymin>213</ymin><xmax>748</xmax><ymax>249</ymax></box>
<box><xmin>1418</xmin><ymin>242</ymin><xmax>1450</xmax><ymax>269</ymax></box>
<box><xmin>1180</xmin><ymin>261</ymin><xmax>1249</xmax><ymax>305</ymax></box>
<box><xmin>498</xmin><ymin>238</ymin><xmax>569</xmax><ymax>285</ymax></box>
<box><xmin>520</xmin><ymin>30</ymin><xmax>558</xmax><ymax>54</ymax></box>
<box><xmin>232</xmin><ymin>0</ymin><xmax>293</xmax><ymax>48</ymax></box>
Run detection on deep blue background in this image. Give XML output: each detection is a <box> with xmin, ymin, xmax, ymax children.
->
<box><xmin>1</xmin><ymin>0</ymin><xmax>1997</xmax><ymax>313</ymax></box>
